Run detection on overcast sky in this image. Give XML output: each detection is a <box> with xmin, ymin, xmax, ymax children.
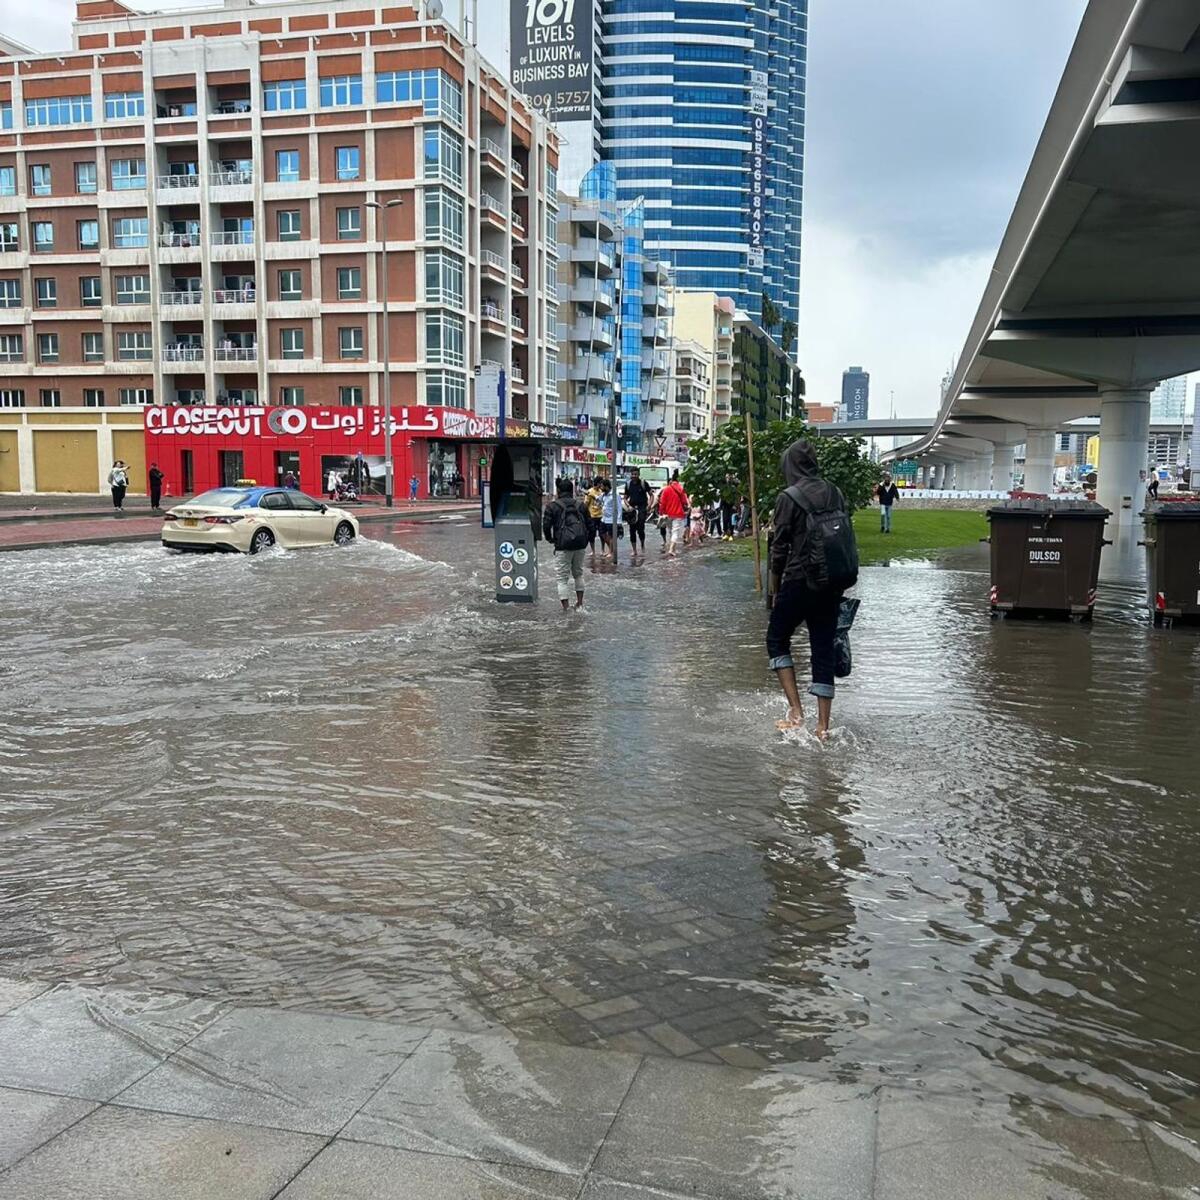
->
<box><xmin>16</xmin><ymin>0</ymin><xmax>1088</xmax><ymax>416</ymax></box>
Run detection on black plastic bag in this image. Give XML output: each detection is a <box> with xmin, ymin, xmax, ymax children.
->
<box><xmin>833</xmin><ymin>597</ymin><xmax>860</xmax><ymax>679</ymax></box>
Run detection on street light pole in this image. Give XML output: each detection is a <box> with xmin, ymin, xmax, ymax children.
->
<box><xmin>368</xmin><ymin>197</ymin><xmax>403</xmax><ymax>506</ymax></box>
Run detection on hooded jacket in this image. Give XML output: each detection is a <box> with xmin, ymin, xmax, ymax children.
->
<box><xmin>769</xmin><ymin>440</ymin><xmax>847</xmax><ymax>586</ymax></box>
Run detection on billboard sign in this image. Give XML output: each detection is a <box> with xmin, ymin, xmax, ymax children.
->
<box><xmin>511</xmin><ymin>0</ymin><xmax>594</xmax><ymax>123</ymax></box>
<box><xmin>747</xmin><ymin>70</ymin><xmax>768</xmax><ymax>272</ymax></box>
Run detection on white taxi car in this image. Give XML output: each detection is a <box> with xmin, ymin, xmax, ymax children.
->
<box><xmin>162</xmin><ymin>487</ymin><xmax>360</xmax><ymax>554</ymax></box>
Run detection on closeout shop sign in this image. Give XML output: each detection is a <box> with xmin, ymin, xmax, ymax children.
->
<box><xmin>145</xmin><ymin>406</ymin><xmax>583</xmax><ymax>443</ymax></box>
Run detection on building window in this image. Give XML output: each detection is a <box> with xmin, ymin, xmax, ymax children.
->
<box><xmin>83</xmin><ymin>388</ymin><xmax>104</xmax><ymax>407</ymax></box>
<box><xmin>0</xmin><ymin>390</ymin><xmax>25</xmax><ymax>407</ymax></box>
<box><xmin>40</xmin><ymin>389</ymin><xmax>62</xmax><ymax>408</ymax></box>
<box><xmin>281</xmin><ymin>328</ymin><xmax>305</xmax><ymax>359</ymax></box>
<box><xmin>338</xmin><ymin>326</ymin><xmax>364</xmax><ymax>359</ymax></box>
<box><xmin>425</xmin><ymin>312</ymin><xmax>464</xmax><ymax>366</ymax></box>
<box><xmin>334</xmin><ymin>146</ymin><xmax>361</xmax><ymax>181</ymax></box>
<box><xmin>35</xmin><ymin>278</ymin><xmax>57</xmax><ymax>308</ymax></box>
<box><xmin>25</xmin><ymin>95</ymin><xmax>92</xmax><ymax>127</ymax></box>
<box><xmin>424</xmin><ymin>249</ymin><xmax>464</xmax><ymax>306</ymax></box>
<box><xmin>264</xmin><ymin>79</ymin><xmax>306</xmax><ymax>111</ymax></box>
<box><xmin>336</xmin><ymin>267</ymin><xmax>362</xmax><ymax>300</ymax></box>
<box><xmin>33</xmin><ymin>222</ymin><xmax>54</xmax><ymax>253</ymax></box>
<box><xmin>82</xmin><ymin>332</ymin><xmax>104</xmax><ymax>362</ymax></box>
<box><xmin>110</xmin><ymin>158</ymin><xmax>147</xmax><ymax>191</ymax></box>
<box><xmin>37</xmin><ymin>333</ymin><xmax>59</xmax><ymax>363</ymax></box>
<box><xmin>277</xmin><ymin>210</ymin><xmax>302</xmax><ymax>242</ymax></box>
<box><xmin>0</xmin><ymin>280</ymin><xmax>20</xmax><ymax>308</ymax></box>
<box><xmin>0</xmin><ymin>166</ymin><xmax>14</xmax><ymax>196</ymax></box>
<box><xmin>77</xmin><ymin>220</ymin><xmax>99</xmax><ymax>251</ymax></box>
<box><xmin>375</xmin><ymin>69</ymin><xmax>462</xmax><ymax>125</ymax></box>
<box><xmin>424</xmin><ymin>187</ymin><xmax>464</xmax><ymax>250</ymax></box>
<box><xmin>338</xmin><ymin>385</ymin><xmax>363</xmax><ymax>405</ymax></box>
<box><xmin>278</xmin><ymin>269</ymin><xmax>302</xmax><ymax>301</ymax></box>
<box><xmin>0</xmin><ymin>224</ymin><xmax>18</xmax><ymax>253</ymax></box>
<box><xmin>117</xmin><ymin>331</ymin><xmax>153</xmax><ymax>361</ymax></box>
<box><xmin>546</xmin><ymin>211</ymin><xmax>558</xmax><ymax>244</ymax></box>
<box><xmin>30</xmin><ymin>164</ymin><xmax>51</xmax><ymax>196</ymax></box>
<box><xmin>119</xmin><ymin>388</ymin><xmax>153</xmax><ymax>406</ymax></box>
<box><xmin>335</xmin><ymin>207</ymin><xmax>361</xmax><ymax>240</ymax></box>
<box><xmin>80</xmin><ymin>277</ymin><xmax>102</xmax><ymax>307</ymax></box>
<box><xmin>74</xmin><ymin>162</ymin><xmax>97</xmax><ymax>194</ymax></box>
<box><xmin>275</xmin><ymin>149</ymin><xmax>300</xmax><ymax>182</ymax></box>
<box><xmin>320</xmin><ymin>75</ymin><xmax>363</xmax><ymax>109</ymax></box>
<box><xmin>426</xmin><ymin>369</ymin><xmax>465</xmax><ymax>409</ymax></box>
<box><xmin>280</xmin><ymin>386</ymin><xmax>304</xmax><ymax>406</ymax></box>
<box><xmin>0</xmin><ymin>104</ymin><xmax>10</xmax><ymax>131</ymax></box>
<box><xmin>104</xmin><ymin>91</ymin><xmax>145</xmax><ymax>120</ymax></box>
<box><xmin>546</xmin><ymin>163</ymin><xmax>557</xmax><ymax>194</ymax></box>
<box><xmin>0</xmin><ymin>335</ymin><xmax>23</xmax><ymax>362</ymax></box>
<box><xmin>115</xmin><ymin>274</ymin><xmax>150</xmax><ymax>305</ymax></box>
<box><xmin>112</xmin><ymin>217</ymin><xmax>148</xmax><ymax>248</ymax></box>
<box><xmin>423</xmin><ymin>128</ymin><xmax>463</xmax><ymax>186</ymax></box>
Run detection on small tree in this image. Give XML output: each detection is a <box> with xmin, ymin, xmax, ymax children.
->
<box><xmin>683</xmin><ymin>418</ymin><xmax>880</xmax><ymax>525</ymax></box>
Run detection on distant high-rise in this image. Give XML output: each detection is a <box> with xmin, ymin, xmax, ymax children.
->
<box><xmin>1151</xmin><ymin>374</ymin><xmax>1188</xmax><ymax>422</ymax></box>
<box><xmin>515</xmin><ymin>1</ymin><xmax>808</xmax><ymax>335</ymax></box>
<box><xmin>841</xmin><ymin>367</ymin><xmax>870</xmax><ymax>422</ymax></box>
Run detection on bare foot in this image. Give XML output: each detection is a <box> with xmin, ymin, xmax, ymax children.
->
<box><xmin>814</xmin><ymin>725</ymin><xmax>831</xmax><ymax>741</ymax></box>
<box><xmin>776</xmin><ymin>709</ymin><xmax>805</xmax><ymax>731</ymax></box>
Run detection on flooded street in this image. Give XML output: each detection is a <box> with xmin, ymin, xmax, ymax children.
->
<box><xmin>1</xmin><ymin>518</ymin><xmax>1198</xmax><ymax>1137</ymax></box>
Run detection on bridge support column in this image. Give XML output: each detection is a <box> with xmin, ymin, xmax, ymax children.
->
<box><xmin>1023</xmin><ymin>428</ymin><xmax>1056</xmax><ymax>495</ymax></box>
<box><xmin>933</xmin><ymin>463</ymin><xmax>946</xmax><ymax>490</ymax></box>
<box><xmin>1097</xmin><ymin>388</ymin><xmax>1152</xmax><ymax>525</ymax></box>
<box><xmin>992</xmin><ymin>444</ymin><xmax>1015</xmax><ymax>493</ymax></box>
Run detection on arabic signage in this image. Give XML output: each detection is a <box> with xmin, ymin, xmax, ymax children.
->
<box><xmin>145</xmin><ymin>406</ymin><xmax>582</xmax><ymax>443</ymax></box>
<box><xmin>747</xmin><ymin>70</ymin><xmax>768</xmax><ymax>272</ymax></box>
<box><xmin>511</xmin><ymin>0</ymin><xmax>594</xmax><ymax>122</ymax></box>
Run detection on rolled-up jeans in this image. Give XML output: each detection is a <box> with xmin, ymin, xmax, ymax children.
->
<box><xmin>554</xmin><ymin>548</ymin><xmax>586</xmax><ymax>600</ymax></box>
<box><xmin>766</xmin><ymin>581</ymin><xmax>840</xmax><ymax>698</ymax></box>
<box><xmin>669</xmin><ymin>517</ymin><xmax>687</xmax><ymax>549</ymax></box>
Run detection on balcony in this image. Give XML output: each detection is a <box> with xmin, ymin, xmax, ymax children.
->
<box><xmin>480</xmin><ymin>193</ymin><xmax>507</xmax><ymax>226</ymax></box>
<box><xmin>157</xmin><ymin>171</ymin><xmax>200</xmax><ymax>192</ymax></box>
<box><xmin>645</xmin><ymin>378</ymin><xmax>668</xmax><ymax>403</ymax></box>
<box><xmin>214</xmin><ymin>344</ymin><xmax>257</xmax><ymax>362</ymax></box>
<box><xmin>480</xmin><ymin>137</ymin><xmax>507</xmax><ymax>174</ymax></box>
<box><xmin>159</xmin><ymin>230</ymin><xmax>202</xmax><ymax>248</ymax></box>
<box><xmin>480</xmin><ymin>302</ymin><xmax>506</xmax><ymax>332</ymax></box>
<box><xmin>570</xmin><ymin>318</ymin><xmax>614</xmax><ymax>350</ymax></box>
<box><xmin>569</xmin><ymin>353</ymin><xmax>614</xmax><ymax>385</ymax></box>
<box><xmin>213</xmin><ymin>99</ymin><xmax>252</xmax><ymax>116</ymax></box>
<box><xmin>571</xmin><ymin>238</ymin><xmax>616</xmax><ymax>275</ymax></box>
<box><xmin>214</xmin><ymin>286</ymin><xmax>257</xmax><ymax>304</ymax></box>
<box><xmin>568</xmin><ymin>200</ymin><xmax>616</xmax><ymax>241</ymax></box>
<box><xmin>642</xmin><ymin>316</ymin><xmax>668</xmax><ymax>340</ymax></box>
<box><xmin>572</xmin><ymin>279</ymin><xmax>615</xmax><ymax>312</ymax></box>
<box><xmin>162</xmin><ymin>290</ymin><xmax>203</xmax><ymax>306</ymax></box>
<box><xmin>212</xmin><ymin>230</ymin><xmax>254</xmax><ymax>246</ymax></box>
<box><xmin>163</xmin><ymin>346</ymin><xmax>205</xmax><ymax>363</ymax></box>
<box><xmin>480</xmin><ymin>249</ymin><xmax>508</xmax><ymax>281</ymax></box>
<box><xmin>211</xmin><ymin>166</ymin><xmax>253</xmax><ymax>187</ymax></box>
<box><xmin>642</xmin><ymin>350</ymin><xmax>669</xmax><ymax>376</ymax></box>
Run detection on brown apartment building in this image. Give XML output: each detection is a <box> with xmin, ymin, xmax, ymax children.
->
<box><xmin>0</xmin><ymin>0</ymin><xmax>559</xmax><ymax>428</ymax></box>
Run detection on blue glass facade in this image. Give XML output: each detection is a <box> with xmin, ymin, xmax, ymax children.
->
<box><xmin>619</xmin><ymin>201</ymin><xmax>646</xmax><ymax>433</ymax></box>
<box><xmin>597</xmin><ymin>0</ymin><xmax>806</xmax><ymax>333</ymax></box>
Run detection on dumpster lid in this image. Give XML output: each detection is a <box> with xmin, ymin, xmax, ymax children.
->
<box><xmin>1142</xmin><ymin>500</ymin><xmax>1200</xmax><ymax>519</ymax></box>
<box><xmin>987</xmin><ymin>499</ymin><xmax>1111</xmax><ymax>518</ymax></box>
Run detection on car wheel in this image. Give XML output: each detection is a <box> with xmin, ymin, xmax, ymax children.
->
<box><xmin>334</xmin><ymin>521</ymin><xmax>356</xmax><ymax>546</ymax></box>
<box><xmin>249</xmin><ymin>528</ymin><xmax>275</xmax><ymax>554</ymax></box>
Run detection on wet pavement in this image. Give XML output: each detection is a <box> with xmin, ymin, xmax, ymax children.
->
<box><xmin>1</xmin><ymin>516</ymin><xmax>1199</xmax><ymax>1165</ymax></box>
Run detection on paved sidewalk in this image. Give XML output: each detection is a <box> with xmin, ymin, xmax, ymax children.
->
<box><xmin>0</xmin><ymin>975</ymin><xmax>1195</xmax><ymax>1199</ymax></box>
<box><xmin>0</xmin><ymin>501</ymin><xmax>476</xmax><ymax>552</ymax></box>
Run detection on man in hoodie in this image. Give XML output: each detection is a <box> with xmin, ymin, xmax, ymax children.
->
<box><xmin>542</xmin><ymin>478</ymin><xmax>590</xmax><ymax>610</ymax></box>
<box><xmin>767</xmin><ymin>440</ymin><xmax>858</xmax><ymax>739</ymax></box>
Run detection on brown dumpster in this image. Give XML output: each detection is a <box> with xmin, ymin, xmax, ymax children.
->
<box><xmin>1140</xmin><ymin>500</ymin><xmax>1200</xmax><ymax>625</ymax></box>
<box><xmin>986</xmin><ymin>500</ymin><xmax>1111</xmax><ymax>618</ymax></box>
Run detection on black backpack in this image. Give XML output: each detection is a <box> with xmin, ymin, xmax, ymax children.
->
<box><xmin>556</xmin><ymin>500</ymin><xmax>590</xmax><ymax>551</ymax></box>
<box><xmin>786</xmin><ymin>483</ymin><xmax>859</xmax><ymax>592</ymax></box>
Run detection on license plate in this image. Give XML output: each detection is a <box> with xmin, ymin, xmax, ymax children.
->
<box><xmin>182</xmin><ymin>518</ymin><xmax>198</xmax><ymax>528</ymax></box>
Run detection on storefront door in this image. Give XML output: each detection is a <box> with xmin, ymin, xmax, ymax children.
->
<box><xmin>219</xmin><ymin>450</ymin><xmax>244</xmax><ymax>487</ymax></box>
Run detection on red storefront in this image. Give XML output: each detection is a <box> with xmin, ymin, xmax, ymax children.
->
<box><xmin>144</xmin><ymin>406</ymin><xmax>582</xmax><ymax>500</ymax></box>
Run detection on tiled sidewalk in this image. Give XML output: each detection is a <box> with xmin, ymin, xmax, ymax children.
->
<box><xmin>0</xmin><ymin>975</ymin><xmax>1196</xmax><ymax>1198</ymax></box>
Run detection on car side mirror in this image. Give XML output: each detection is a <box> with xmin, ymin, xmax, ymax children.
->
<box><xmin>319</xmin><ymin>504</ymin><xmax>327</xmax><ymax>514</ymax></box>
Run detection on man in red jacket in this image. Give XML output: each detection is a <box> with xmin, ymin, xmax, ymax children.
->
<box><xmin>657</xmin><ymin>471</ymin><xmax>690</xmax><ymax>557</ymax></box>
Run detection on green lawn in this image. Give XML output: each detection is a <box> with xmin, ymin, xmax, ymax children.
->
<box><xmin>853</xmin><ymin>508</ymin><xmax>988</xmax><ymax>565</ymax></box>
<box><xmin>720</xmin><ymin>508</ymin><xmax>989</xmax><ymax>566</ymax></box>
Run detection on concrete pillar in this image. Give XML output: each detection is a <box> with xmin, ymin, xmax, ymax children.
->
<box><xmin>1097</xmin><ymin>387</ymin><xmax>1152</xmax><ymax>525</ymax></box>
<box><xmin>971</xmin><ymin>455</ymin><xmax>990</xmax><ymax>490</ymax></box>
<box><xmin>992</xmin><ymin>444</ymin><xmax>1015</xmax><ymax>493</ymax></box>
<box><xmin>946</xmin><ymin>462</ymin><xmax>959</xmax><ymax>490</ymax></box>
<box><xmin>1023</xmin><ymin>428</ymin><xmax>1056</xmax><ymax>495</ymax></box>
<box><xmin>933</xmin><ymin>463</ymin><xmax>946</xmax><ymax>490</ymax></box>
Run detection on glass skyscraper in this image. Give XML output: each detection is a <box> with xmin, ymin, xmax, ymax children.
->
<box><xmin>594</xmin><ymin>0</ymin><xmax>807</xmax><ymax>331</ymax></box>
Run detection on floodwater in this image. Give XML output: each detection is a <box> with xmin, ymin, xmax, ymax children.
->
<box><xmin>1</xmin><ymin>516</ymin><xmax>1199</xmax><ymax>1134</ymax></box>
